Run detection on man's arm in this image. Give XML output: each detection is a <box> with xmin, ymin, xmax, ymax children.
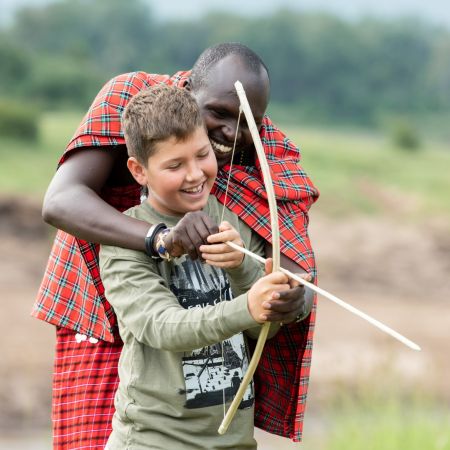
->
<box><xmin>42</xmin><ymin>146</ymin><xmax>150</xmax><ymax>250</ymax></box>
<box><xmin>42</xmin><ymin>146</ymin><xmax>219</xmax><ymax>254</ymax></box>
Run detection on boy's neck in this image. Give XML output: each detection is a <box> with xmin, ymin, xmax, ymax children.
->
<box><xmin>144</xmin><ymin>197</ymin><xmax>207</xmax><ymax>218</ymax></box>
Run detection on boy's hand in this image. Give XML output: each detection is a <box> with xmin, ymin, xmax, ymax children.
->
<box><xmin>247</xmin><ymin>258</ymin><xmax>290</xmax><ymax>324</ymax></box>
<box><xmin>199</xmin><ymin>221</ymin><xmax>245</xmax><ymax>269</ymax></box>
<box><xmin>164</xmin><ymin>211</ymin><xmax>219</xmax><ymax>260</ymax></box>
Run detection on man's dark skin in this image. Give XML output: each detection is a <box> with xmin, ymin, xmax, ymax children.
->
<box><xmin>43</xmin><ymin>54</ymin><xmax>313</xmax><ymax>324</ymax></box>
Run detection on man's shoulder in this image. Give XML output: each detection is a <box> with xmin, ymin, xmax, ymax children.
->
<box><xmin>106</xmin><ymin>70</ymin><xmax>191</xmax><ymax>90</ymax></box>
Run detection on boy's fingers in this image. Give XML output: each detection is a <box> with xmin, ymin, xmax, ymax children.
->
<box><xmin>264</xmin><ymin>258</ymin><xmax>273</xmax><ymax>274</ymax></box>
<box><xmin>218</xmin><ymin>221</ymin><xmax>232</xmax><ymax>232</ymax></box>
<box><xmin>203</xmin><ymin>250</ymin><xmax>240</xmax><ymax>262</ymax></box>
<box><xmin>264</xmin><ymin>270</ymin><xmax>289</xmax><ymax>285</ymax></box>
<box><xmin>199</xmin><ymin>243</ymin><xmax>230</xmax><ymax>254</ymax></box>
<box><xmin>207</xmin><ymin>230</ymin><xmax>239</xmax><ymax>244</ymax></box>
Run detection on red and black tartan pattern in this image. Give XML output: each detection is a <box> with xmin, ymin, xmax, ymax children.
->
<box><xmin>33</xmin><ymin>71</ymin><xmax>319</xmax><ymax>446</ymax></box>
<box><xmin>52</xmin><ymin>327</ymin><xmax>122</xmax><ymax>449</ymax></box>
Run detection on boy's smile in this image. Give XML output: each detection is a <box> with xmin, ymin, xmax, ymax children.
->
<box><xmin>139</xmin><ymin>126</ymin><xmax>217</xmax><ymax>216</ymax></box>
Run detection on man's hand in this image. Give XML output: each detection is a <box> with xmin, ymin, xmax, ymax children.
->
<box><xmin>262</xmin><ymin>272</ymin><xmax>313</xmax><ymax>324</ymax></box>
<box><xmin>163</xmin><ymin>211</ymin><xmax>219</xmax><ymax>260</ymax></box>
<box><xmin>199</xmin><ymin>221</ymin><xmax>244</xmax><ymax>269</ymax></box>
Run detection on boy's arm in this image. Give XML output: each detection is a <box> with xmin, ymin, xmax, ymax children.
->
<box><xmin>223</xmin><ymin>225</ymin><xmax>281</xmax><ymax>340</ymax></box>
<box><xmin>99</xmin><ymin>246</ymin><xmax>260</xmax><ymax>353</ymax></box>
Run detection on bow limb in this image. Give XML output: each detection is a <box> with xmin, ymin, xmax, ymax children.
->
<box><xmin>218</xmin><ymin>81</ymin><xmax>281</xmax><ymax>435</ymax></box>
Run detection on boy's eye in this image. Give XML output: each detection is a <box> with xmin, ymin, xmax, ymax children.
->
<box><xmin>167</xmin><ymin>163</ymin><xmax>181</xmax><ymax>170</ymax></box>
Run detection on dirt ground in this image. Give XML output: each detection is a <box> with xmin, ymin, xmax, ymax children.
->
<box><xmin>0</xmin><ymin>195</ymin><xmax>449</xmax><ymax>446</ymax></box>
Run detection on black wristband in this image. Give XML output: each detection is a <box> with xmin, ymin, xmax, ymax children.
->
<box><xmin>144</xmin><ymin>223</ymin><xmax>167</xmax><ymax>258</ymax></box>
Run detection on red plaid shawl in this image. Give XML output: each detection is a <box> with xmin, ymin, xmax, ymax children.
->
<box><xmin>33</xmin><ymin>71</ymin><xmax>319</xmax><ymax>441</ymax></box>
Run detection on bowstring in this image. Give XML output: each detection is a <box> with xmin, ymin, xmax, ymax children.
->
<box><xmin>220</xmin><ymin>106</ymin><xmax>242</xmax><ymax>418</ymax></box>
<box><xmin>219</xmin><ymin>107</ymin><xmax>242</xmax><ymax>224</ymax></box>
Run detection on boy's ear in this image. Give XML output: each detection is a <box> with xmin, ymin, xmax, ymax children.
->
<box><xmin>127</xmin><ymin>157</ymin><xmax>148</xmax><ymax>186</ymax></box>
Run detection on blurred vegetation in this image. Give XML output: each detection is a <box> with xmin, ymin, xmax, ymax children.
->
<box><xmin>0</xmin><ymin>99</ymin><xmax>39</xmax><ymax>140</ymax></box>
<box><xmin>317</xmin><ymin>382</ymin><xmax>450</xmax><ymax>450</ymax></box>
<box><xmin>0</xmin><ymin>0</ymin><xmax>448</xmax><ymax>222</ymax></box>
<box><xmin>0</xmin><ymin>0</ymin><xmax>449</xmax><ymax>136</ymax></box>
<box><xmin>292</xmin><ymin>125</ymin><xmax>450</xmax><ymax>220</ymax></box>
<box><xmin>1</xmin><ymin>113</ymin><xmax>449</xmax><ymax>225</ymax></box>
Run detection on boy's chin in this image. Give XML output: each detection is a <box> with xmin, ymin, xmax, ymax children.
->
<box><xmin>186</xmin><ymin>197</ymin><xmax>209</xmax><ymax>212</ymax></box>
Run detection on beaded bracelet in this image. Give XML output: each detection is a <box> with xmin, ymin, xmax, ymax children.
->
<box><xmin>144</xmin><ymin>223</ymin><xmax>167</xmax><ymax>259</ymax></box>
<box><xmin>155</xmin><ymin>227</ymin><xmax>172</xmax><ymax>261</ymax></box>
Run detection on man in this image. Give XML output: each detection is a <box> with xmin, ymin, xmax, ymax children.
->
<box><xmin>33</xmin><ymin>42</ymin><xmax>319</xmax><ymax>449</ymax></box>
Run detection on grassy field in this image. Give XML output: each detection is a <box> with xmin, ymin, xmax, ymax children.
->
<box><xmin>315</xmin><ymin>386</ymin><xmax>450</xmax><ymax>450</ymax></box>
<box><xmin>0</xmin><ymin>111</ymin><xmax>84</xmax><ymax>197</ymax></box>
<box><xmin>1</xmin><ymin>112</ymin><xmax>449</xmax><ymax>224</ymax></box>
<box><xmin>288</xmin><ymin>126</ymin><xmax>450</xmax><ymax>221</ymax></box>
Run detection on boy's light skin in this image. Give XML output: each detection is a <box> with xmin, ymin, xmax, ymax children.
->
<box><xmin>127</xmin><ymin>124</ymin><xmax>291</xmax><ymax>323</ymax></box>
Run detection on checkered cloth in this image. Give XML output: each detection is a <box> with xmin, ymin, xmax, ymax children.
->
<box><xmin>32</xmin><ymin>71</ymin><xmax>319</xmax><ymax>448</ymax></box>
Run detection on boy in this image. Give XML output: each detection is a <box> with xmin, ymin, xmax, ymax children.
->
<box><xmin>35</xmin><ymin>43</ymin><xmax>318</xmax><ymax>447</ymax></box>
<box><xmin>99</xmin><ymin>85</ymin><xmax>290</xmax><ymax>449</ymax></box>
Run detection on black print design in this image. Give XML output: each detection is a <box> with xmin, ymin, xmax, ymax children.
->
<box><xmin>170</xmin><ymin>259</ymin><xmax>254</xmax><ymax>409</ymax></box>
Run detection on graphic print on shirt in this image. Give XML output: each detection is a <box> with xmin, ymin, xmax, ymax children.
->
<box><xmin>170</xmin><ymin>258</ymin><xmax>254</xmax><ymax>409</ymax></box>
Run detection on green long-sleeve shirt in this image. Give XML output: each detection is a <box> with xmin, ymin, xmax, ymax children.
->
<box><xmin>99</xmin><ymin>196</ymin><xmax>271</xmax><ymax>449</ymax></box>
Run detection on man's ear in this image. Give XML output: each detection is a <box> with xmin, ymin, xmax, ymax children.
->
<box><xmin>184</xmin><ymin>77</ymin><xmax>192</xmax><ymax>92</ymax></box>
<box><xmin>127</xmin><ymin>157</ymin><xmax>148</xmax><ymax>186</ymax></box>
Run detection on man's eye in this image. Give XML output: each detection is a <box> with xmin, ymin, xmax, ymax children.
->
<box><xmin>167</xmin><ymin>163</ymin><xmax>181</xmax><ymax>170</ymax></box>
<box><xmin>212</xmin><ymin>109</ymin><xmax>226</xmax><ymax>118</ymax></box>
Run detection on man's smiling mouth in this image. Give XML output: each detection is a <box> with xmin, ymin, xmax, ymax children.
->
<box><xmin>210</xmin><ymin>138</ymin><xmax>233</xmax><ymax>154</ymax></box>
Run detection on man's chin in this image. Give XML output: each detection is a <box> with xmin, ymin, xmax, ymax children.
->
<box><xmin>215</xmin><ymin>153</ymin><xmax>233</xmax><ymax>169</ymax></box>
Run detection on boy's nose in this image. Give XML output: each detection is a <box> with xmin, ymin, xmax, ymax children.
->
<box><xmin>185</xmin><ymin>163</ymin><xmax>203</xmax><ymax>181</ymax></box>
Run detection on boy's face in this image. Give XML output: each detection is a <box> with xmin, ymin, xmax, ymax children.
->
<box><xmin>128</xmin><ymin>126</ymin><xmax>217</xmax><ymax>216</ymax></box>
<box><xmin>189</xmin><ymin>55</ymin><xmax>270</xmax><ymax>169</ymax></box>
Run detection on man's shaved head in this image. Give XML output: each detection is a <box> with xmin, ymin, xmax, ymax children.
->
<box><xmin>190</xmin><ymin>42</ymin><xmax>269</xmax><ymax>91</ymax></box>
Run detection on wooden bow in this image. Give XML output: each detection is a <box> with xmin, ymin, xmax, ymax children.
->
<box><xmin>218</xmin><ymin>80</ymin><xmax>421</xmax><ymax>436</ymax></box>
<box><xmin>218</xmin><ymin>80</ymin><xmax>281</xmax><ymax>435</ymax></box>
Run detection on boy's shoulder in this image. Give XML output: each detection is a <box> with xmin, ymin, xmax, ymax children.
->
<box><xmin>123</xmin><ymin>202</ymin><xmax>150</xmax><ymax>220</ymax></box>
<box><xmin>100</xmin><ymin>203</ymin><xmax>154</xmax><ymax>263</ymax></box>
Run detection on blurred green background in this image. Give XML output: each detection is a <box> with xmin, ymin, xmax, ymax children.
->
<box><xmin>0</xmin><ymin>1</ymin><xmax>449</xmax><ymax>449</ymax></box>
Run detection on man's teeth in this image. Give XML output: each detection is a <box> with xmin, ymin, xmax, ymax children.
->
<box><xmin>211</xmin><ymin>139</ymin><xmax>233</xmax><ymax>154</ymax></box>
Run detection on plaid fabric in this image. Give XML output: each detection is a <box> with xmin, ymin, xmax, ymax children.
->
<box><xmin>33</xmin><ymin>71</ymin><xmax>319</xmax><ymax>445</ymax></box>
<box><xmin>52</xmin><ymin>327</ymin><xmax>121</xmax><ymax>449</ymax></box>
<box><xmin>212</xmin><ymin>121</ymin><xmax>319</xmax><ymax>441</ymax></box>
<box><xmin>32</xmin><ymin>184</ymin><xmax>140</xmax><ymax>342</ymax></box>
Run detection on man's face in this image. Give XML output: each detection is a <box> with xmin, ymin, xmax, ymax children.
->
<box><xmin>190</xmin><ymin>55</ymin><xmax>270</xmax><ymax>168</ymax></box>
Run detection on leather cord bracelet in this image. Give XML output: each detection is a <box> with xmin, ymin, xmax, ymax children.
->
<box><xmin>144</xmin><ymin>223</ymin><xmax>167</xmax><ymax>259</ymax></box>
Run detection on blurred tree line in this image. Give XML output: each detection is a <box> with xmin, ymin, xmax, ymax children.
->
<box><xmin>1</xmin><ymin>0</ymin><xmax>450</xmax><ymax>127</ymax></box>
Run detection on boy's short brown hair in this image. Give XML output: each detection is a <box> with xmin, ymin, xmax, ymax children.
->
<box><xmin>122</xmin><ymin>85</ymin><xmax>204</xmax><ymax>163</ymax></box>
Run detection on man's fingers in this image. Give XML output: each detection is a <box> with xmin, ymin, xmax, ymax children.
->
<box><xmin>277</xmin><ymin>285</ymin><xmax>305</xmax><ymax>301</ymax></box>
<box><xmin>263</xmin><ymin>298</ymin><xmax>300</xmax><ymax>313</ymax></box>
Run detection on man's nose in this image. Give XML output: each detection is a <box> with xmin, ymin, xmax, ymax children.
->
<box><xmin>222</xmin><ymin>121</ymin><xmax>242</xmax><ymax>142</ymax></box>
